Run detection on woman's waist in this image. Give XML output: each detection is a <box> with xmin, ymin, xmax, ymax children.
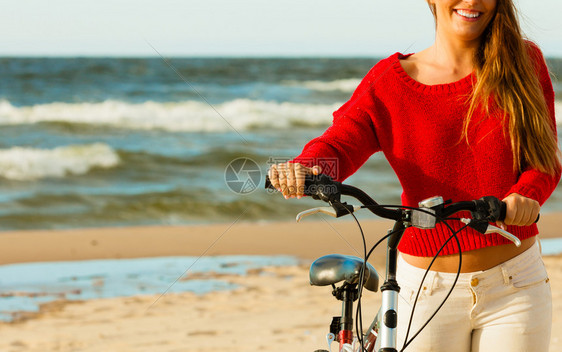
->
<box><xmin>401</xmin><ymin>236</ymin><xmax>537</xmax><ymax>273</ymax></box>
<box><xmin>398</xmin><ymin>218</ymin><xmax>538</xmax><ymax>257</ymax></box>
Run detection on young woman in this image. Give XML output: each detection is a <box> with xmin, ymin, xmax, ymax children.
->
<box><xmin>268</xmin><ymin>0</ymin><xmax>560</xmax><ymax>350</ymax></box>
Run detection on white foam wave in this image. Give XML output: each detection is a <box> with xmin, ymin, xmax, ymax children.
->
<box><xmin>282</xmin><ymin>78</ymin><xmax>361</xmax><ymax>92</ymax></box>
<box><xmin>0</xmin><ymin>99</ymin><xmax>339</xmax><ymax>132</ymax></box>
<box><xmin>0</xmin><ymin>143</ymin><xmax>120</xmax><ymax>181</ymax></box>
<box><xmin>0</xmin><ymin>99</ymin><xmax>558</xmax><ymax>133</ymax></box>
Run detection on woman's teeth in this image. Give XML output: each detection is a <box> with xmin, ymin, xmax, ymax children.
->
<box><xmin>455</xmin><ymin>9</ymin><xmax>481</xmax><ymax>18</ymax></box>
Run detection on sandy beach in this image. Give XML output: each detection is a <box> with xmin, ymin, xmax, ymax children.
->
<box><xmin>0</xmin><ymin>214</ymin><xmax>560</xmax><ymax>351</ymax></box>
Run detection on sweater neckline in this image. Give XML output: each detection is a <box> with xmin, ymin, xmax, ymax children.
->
<box><xmin>392</xmin><ymin>52</ymin><xmax>475</xmax><ymax>94</ymax></box>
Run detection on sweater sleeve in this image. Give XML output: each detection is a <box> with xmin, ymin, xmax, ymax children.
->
<box><xmin>507</xmin><ymin>43</ymin><xmax>561</xmax><ymax>205</ymax></box>
<box><xmin>292</xmin><ymin>68</ymin><xmax>382</xmax><ymax>182</ymax></box>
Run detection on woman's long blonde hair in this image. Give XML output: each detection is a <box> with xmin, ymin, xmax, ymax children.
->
<box><xmin>429</xmin><ymin>0</ymin><xmax>560</xmax><ymax>175</ymax></box>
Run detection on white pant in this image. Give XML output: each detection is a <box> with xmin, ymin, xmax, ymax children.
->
<box><xmin>396</xmin><ymin>241</ymin><xmax>552</xmax><ymax>352</ymax></box>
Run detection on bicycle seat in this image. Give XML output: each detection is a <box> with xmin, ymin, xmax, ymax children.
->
<box><xmin>309</xmin><ymin>254</ymin><xmax>379</xmax><ymax>292</ymax></box>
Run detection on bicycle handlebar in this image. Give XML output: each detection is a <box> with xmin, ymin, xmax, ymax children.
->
<box><xmin>265</xmin><ymin>174</ymin><xmax>403</xmax><ymax>221</ymax></box>
<box><xmin>264</xmin><ymin>174</ymin><xmax>539</xmax><ymax>226</ymax></box>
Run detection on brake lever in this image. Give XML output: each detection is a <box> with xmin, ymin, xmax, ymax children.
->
<box><xmin>296</xmin><ymin>207</ymin><xmax>336</xmax><ymax>222</ymax></box>
<box><xmin>485</xmin><ymin>224</ymin><xmax>522</xmax><ymax>247</ymax></box>
<box><xmin>460</xmin><ymin>219</ymin><xmax>521</xmax><ymax>247</ymax></box>
<box><xmin>296</xmin><ymin>205</ymin><xmax>362</xmax><ymax>222</ymax></box>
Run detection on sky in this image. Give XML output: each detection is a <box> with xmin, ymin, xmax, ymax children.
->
<box><xmin>1</xmin><ymin>0</ymin><xmax>561</xmax><ymax>57</ymax></box>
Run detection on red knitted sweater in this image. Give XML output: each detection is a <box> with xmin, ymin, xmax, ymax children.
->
<box><xmin>293</xmin><ymin>44</ymin><xmax>560</xmax><ymax>257</ymax></box>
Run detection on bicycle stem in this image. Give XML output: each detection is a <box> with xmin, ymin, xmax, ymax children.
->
<box><xmin>377</xmin><ymin>221</ymin><xmax>406</xmax><ymax>352</ymax></box>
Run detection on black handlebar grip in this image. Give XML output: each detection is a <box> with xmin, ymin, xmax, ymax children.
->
<box><xmin>499</xmin><ymin>201</ymin><xmax>540</xmax><ymax>223</ymax></box>
<box><xmin>499</xmin><ymin>201</ymin><xmax>507</xmax><ymax>222</ymax></box>
<box><xmin>265</xmin><ymin>174</ymin><xmax>340</xmax><ymax>202</ymax></box>
<box><xmin>264</xmin><ymin>174</ymin><xmax>316</xmax><ymax>194</ymax></box>
<box><xmin>264</xmin><ymin>175</ymin><xmax>275</xmax><ymax>190</ymax></box>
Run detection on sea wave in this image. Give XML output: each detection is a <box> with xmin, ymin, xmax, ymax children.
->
<box><xmin>0</xmin><ymin>187</ymin><xmax>312</xmax><ymax>230</ymax></box>
<box><xmin>0</xmin><ymin>99</ymin><xmax>339</xmax><ymax>132</ymax></box>
<box><xmin>0</xmin><ymin>99</ymin><xmax>559</xmax><ymax>133</ymax></box>
<box><xmin>282</xmin><ymin>78</ymin><xmax>361</xmax><ymax>92</ymax></box>
<box><xmin>0</xmin><ymin>143</ymin><xmax>120</xmax><ymax>181</ymax></box>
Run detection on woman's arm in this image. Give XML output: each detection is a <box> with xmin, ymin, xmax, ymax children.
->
<box><xmin>269</xmin><ymin>69</ymin><xmax>383</xmax><ymax>198</ymax></box>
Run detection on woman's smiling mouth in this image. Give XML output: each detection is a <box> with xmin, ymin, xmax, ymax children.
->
<box><xmin>454</xmin><ymin>9</ymin><xmax>483</xmax><ymax>21</ymax></box>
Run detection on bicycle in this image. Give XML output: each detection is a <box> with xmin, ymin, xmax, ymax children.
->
<box><xmin>265</xmin><ymin>173</ymin><xmax>528</xmax><ymax>352</ymax></box>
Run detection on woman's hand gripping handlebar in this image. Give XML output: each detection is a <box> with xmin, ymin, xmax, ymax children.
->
<box><xmin>267</xmin><ymin>162</ymin><xmax>322</xmax><ymax>199</ymax></box>
<box><xmin>265</xmin><ymin>173</ymin><xmax>404</xmax><ymax>221</ymax></box>
<box><xmin>265</xmin><ymin>174</ymin><xmax>539</xmax><ymax>247</ymax></box>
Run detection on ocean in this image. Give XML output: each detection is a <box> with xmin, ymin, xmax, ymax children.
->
<box><xmin>0</xmin><ymin>56</ymin><xmax>561</xmax><ymax>230</ymax></box>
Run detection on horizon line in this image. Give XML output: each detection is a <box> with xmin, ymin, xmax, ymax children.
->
<box><xmin>2</xmin><ymin>53</ymin><xmax>562</xmax><ymax>59</ymax></box>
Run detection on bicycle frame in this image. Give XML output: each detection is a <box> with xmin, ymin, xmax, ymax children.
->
<box><xmin>313</xmin><ymin>212</ymin><xmax>523</xmax><ymax>352</ymax></box>
<box><xmin>265</xmin><ymin>174</ymin><xmax>525</xmax><ymax>352</ymax></box>
<box><xmin>315</xmin><ymin>222</ymin><xmax>406</xmax><ymax>352</ymax></box>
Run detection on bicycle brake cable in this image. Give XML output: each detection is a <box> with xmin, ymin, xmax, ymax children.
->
<box><xmin>337</xmin><ymin>201</ymin><xmax>430</xmax><ymax>351</ymax></box>
<box><xmin>335</xmin><ymin>199</ymin><xmax>384</xmax><ymax>352</ymax></box>
<box><xmin>358</xmin><ymin>204</ymin><xmax>468</xmax><ymax>351</ymax></box>
<box><xmin>349</xmin><ymin>210</ymin><xmax>368</xmax><ymax>351</ymax></box>
<box><xmin>333</xmin><ymin>199</ymin><xmax>368</xmax><ymax>351</ymax></box>
<box><xmin>339</xmin><ymin>201</ymin><xmax>427</xmax><ymax>352</ymax></box>
<box><xmin>334</xmin><ymin>201</ymin><xmax>470</xmax><ymax>352</ymax></box>
<box><xmin>401</xmin><ymin>222</ymin><xmax>470</xmax><ymax>351</ymax></box>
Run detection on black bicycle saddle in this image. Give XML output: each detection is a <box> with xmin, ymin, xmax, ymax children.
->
<box><xmin>309</xmin><ymin>254</ymin><xmax>379</xmax><ymax>292</ymax></box>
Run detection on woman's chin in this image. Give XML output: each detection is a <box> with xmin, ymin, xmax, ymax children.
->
<box><xmin>446</xmin><ymin>27</ymin><xmax>489</xmax><ymax>44</ymax></box>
